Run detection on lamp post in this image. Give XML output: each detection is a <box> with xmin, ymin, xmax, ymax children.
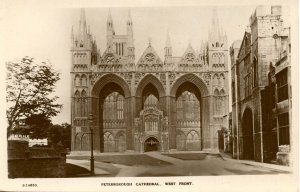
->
<box><xmin>88</xmin><ymin>113</ymin><xmax>95</xmax><ymax>176</ymax></box>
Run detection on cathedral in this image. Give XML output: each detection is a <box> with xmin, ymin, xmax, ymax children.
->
<box><xmin>70</xmin><ymin>8</ymin><xmax>229</xmax><ymax>153</ymax></box>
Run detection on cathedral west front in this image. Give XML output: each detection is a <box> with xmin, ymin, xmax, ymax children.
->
<box><xmin>71</xmin><ymin>8</ymin><xmax>229</xmax><ymax>153</ymax></box>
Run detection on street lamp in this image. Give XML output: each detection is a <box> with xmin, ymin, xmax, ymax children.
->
<box><xmin>88</xmin><ymin>113</ymin><xmax>95</xmax><ymax>176</ymax></box>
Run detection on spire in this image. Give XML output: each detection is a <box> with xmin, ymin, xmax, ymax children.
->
<box><xmin>127</xmin><ymin>9</ymin><xmax>132</xmax><ymax>23</ymax></box>
<box><xmin>210</xmin><ymin>7</ymin><xmax>221</xmax><ymax>42</ymax></box>
<box><xmin>107</xmin><ymin>8</ymin><xmax>114</xmax><ymax>30</ymax></box>
<box><xmin>78</xmin><ymin>8</ymin><xmax>88</xmax><ymax>47</ymax></box>
<box><xmin>79</xmin><ymin>8</ymin><xmax>87</xmax><ymax>35</ymax></box>
<box><xmin>165</xmin><ymin>30</ymin><xmax>171</xmax><ymax>47</ymax></box>
<box><xmin>71</xmin><ymin>26</ymin><xmax>74</xmax><ymax>48</ymax></box>
<box><xmin>127</xmin><ymin>9</ymin><xmax>133</xmax><ymax>37</ymax></box>
<box><xmin>71</xmin><ymin>26</ymin><xmax>74</xmax><ymax>40</ymax></box>
<box><xmin>108</xmin><ymin>8</ymin><xmax>113</xmax><ymax>22</ymax></box>
<box><xmin>107</xmin><ymin>8</ymin><xmax>115</xmax><ymax>47</ymax></box>
<box><xmin>164</xmin><ymin>31</ymin><xmax>172</xmax><ymax>57</ymax></box>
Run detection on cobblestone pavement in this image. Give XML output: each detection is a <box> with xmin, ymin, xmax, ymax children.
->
<box><xmin>67</xmin><ymin>151</ymin><xmax>291</xmax><ymax>177</ymax></box>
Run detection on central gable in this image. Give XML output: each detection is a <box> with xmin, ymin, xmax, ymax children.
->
<box><xmin>100</xmin><ymin>46</ymin><xmax>120</xmax><ymax>64</ymax></box>
<box><xmin>180</xmin><ymin>44</ymin><xmax>198</xmax><ymax>63</ymax></box>
<box><xmin>137</xmin><ymin>44</ymin><xmax>163</xmax><ymax>71</ymax></box>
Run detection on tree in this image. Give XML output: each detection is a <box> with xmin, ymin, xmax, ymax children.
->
<box><xmin>6</xmin><ymin>57</ymin><xmax>62</xmax><ymax>136</ymax></box>
<box><xmin>48</xmin><ymin>123</ymin><xmax>71</xmax><ymax>149</ymax></box>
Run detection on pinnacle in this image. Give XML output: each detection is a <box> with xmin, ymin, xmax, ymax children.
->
<box><xmin>165</xmin><ymin>31</ymin><xmax>171</xmax><ymax>47</ymax></box>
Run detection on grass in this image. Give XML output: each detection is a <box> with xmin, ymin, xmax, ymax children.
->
<box><xmin>163</xmin><ymin>153</ymin><xmax>208</xmax><ymax>160</ymax></box>
<box><xmin>65</xmin><ymin>163</ymin><xmax>90</xmax><ymax>177</ymax></box>
<box><xmin>68</xmin><ymin>154</ymin><xmax>172</xmax><ymax>166</ymax></box>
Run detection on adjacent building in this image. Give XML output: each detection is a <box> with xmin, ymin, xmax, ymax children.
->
<box><xmin>70</xmin><ymin>8</ymin><xmax>229</xmax><ymax>153</ymax></box>
<box><xmin>231</xmin><ymin>5</ymin><xmax>292</xmax><ymax>164</ymax></box>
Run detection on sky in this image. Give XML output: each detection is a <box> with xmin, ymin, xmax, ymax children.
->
<box><xmin>0</xmin><ymin>1</ymin><xmax>291</xmax><ymax>124</ymax></box>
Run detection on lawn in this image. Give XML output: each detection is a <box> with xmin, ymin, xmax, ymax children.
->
<box><xmin>68</xmin><ymin>154</ymin><xmax>172</xmax><ymax>166</ymax></box>
<box><xmin>65</xmin><ymin>163</ymin><xmax>90</xmax><ymax>177</ymax></box>
<box><xmin>163</xmin><ymin>153</ymin><xmax>208</xmax><ymax>160</ymax></box>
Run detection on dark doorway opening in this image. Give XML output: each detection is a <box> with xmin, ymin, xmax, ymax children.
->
<box><xmin>242</xmin><ymin>108</ymin><xmax>254</xmax><ymax>160</ymax></box>
<box><xmin>144</xmin><ymin>137</ymin><xmax>160</xmax><ymax>152</ymax></box>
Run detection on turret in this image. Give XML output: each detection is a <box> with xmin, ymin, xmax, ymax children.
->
<box><xmin>107</xmin><ymin>9</ymin><xmax>115</xmax><ymax>48</ymax></box>
<box><xmin>208</xmin><ymin>7</ymin><xmax>227</xmax><ymax>49</ymax></box>
<box><xmin>126</xmin><ymin>10</ymin><xmax>135</xmax><ymax>60</ymax></box>
<box><xmin>164</xmin><ymin>31</ymin><xmax>172</xmax><ymax>57</ymax></box>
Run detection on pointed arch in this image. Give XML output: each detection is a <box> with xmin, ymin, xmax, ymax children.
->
<box><xmin>214</xmin><ymin>89</ymin><xmax>220</xmax><ymax>115</ymax></box>
<box><xmin>75</xmin><ymin>74</ymin><xmax>81</xmax><ymax>86</ymax></box>
<box><xmin>219</xmin><ymin>73</ymin><xmax>225</xmax><ymax>87</ymax></box>
<box><xmin>135</xmin><ymin>74</ymin><xmax>165</xmax><ymax>97</ymax></box>
<box><xmin>176</xmin><ymin>130</ymin><xmax>186</xmax><ymax>151</ymax></box>
<box><xmin>81</xmin><ymin>89</ymin><xmax>87</xmax><ymax>97</ymax></box>
<box><xmin>170</xmin><ymin>73</ymin><xmax>208</xmax><ymax>97</ymax></box>
<box><xmin>81</xmin><ymin>90</ymin><xmax>87</xmax><ymax>116</ymax></box>
<box><xmin>213</xmin><ymin>73</ymin><xmax>219</xmax><ymax>86</ymax></box>
<box><xmin>104</xmin><ymin>132</ymin><xmax>115</xmax><ymax>152</ymax></box>
<box><xmin>186</xmin><ymin>130</ymin><xmax>201</xmax><ymax>151</ymax></box>
<box><xmin>74</xmin><ymin>90</ymin><xmax>81</xmax><ymax>116</ymax></box>
<box><xmin>214</xmin><ymin>89</ymin><xmax>220</xmax><ymax>95</ymax></box>
<box><xmin>220</xmin><ymin>88</ymin><xmax>225</xmax><ymax>95</ymax></box>
<box><xmin>91</xmin><ymin>74</ymin><xmax>131</xmax><ymax>98</ymax></box>
<box><xmin>81</xmin><ymin>74</ymin><xmax>87</xmax><ymax>86</ymax></box>
<box><xmin>116</xmin><ymin>131</ymin><xmax>126</xmax><ymax>152</ymax></box>
<box><xmin>74</xmin><ymin>90</ymin><xmax>80</xmax><ymax>97</ymax></box>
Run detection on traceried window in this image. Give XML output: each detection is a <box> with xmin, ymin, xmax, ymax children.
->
<box><xmin>232</xmin><ymin>82</ymin><xmax>236</xmax><ymax>102</ymax></box>
<box><xmin>103</xmin><ymin>92</ymin><xmax>125</xmax><ymax>122</ymax></box>
<box><xmin>117</xmin><ymin>95</ymin><xmax>124</xmax><ymax>120</ymax></box>
<box><xmin>81</xmin><ymin>90</ymin><xmax>87</xmax><ymax>117</ymax></box>
<box><xmin>75</xmin><ymin>75</ymin><xmax>81</xmax><ymax>86</ymax></box>
<box><xmin>176</xmin><ymin>91</ymin><xmax>200</xmax><ymax>120</ymax></box>
<box><xmin>278</xmin><ymin>113</ymin><xmax>290</xmax><ymax>145</ymax></box>
<box><xmin>277</xmin><ymin>69</ymin><xmax>288</xmax><ymax>102</ymax></box>
<box><xmin>74</xmin><ymin>90</ymin><xmax>81</xmax><ymax>116</ymax></box>
<box><xmin>81</xmin><ymin>75</ymin><xmax>87</xmax><ymax>86</ymax></box>
<box><xmin>253</xmin><ymin>57</ymin><xmax>258</xmax><ymax>87</ymax></box>
<box><xmin>244</xmin><ymin>73</ymin><xmax>252</xmax><ymax>98</ymax></box>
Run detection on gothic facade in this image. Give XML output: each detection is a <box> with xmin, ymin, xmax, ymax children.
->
<box><xmin>71</xmin><ymin>8</ymin><xmax>229</xmax><ymax>153</ymax></box>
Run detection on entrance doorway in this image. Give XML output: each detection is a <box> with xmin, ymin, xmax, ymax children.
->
<box><xmin>242</xmin><ymin>108</ymin><xmax>254</xmax><ymax>160</ymax></box>
<box><xmin>144</xmin><ymin>137</ymin><xmax>160</xmax><ymax>152</ymax></box>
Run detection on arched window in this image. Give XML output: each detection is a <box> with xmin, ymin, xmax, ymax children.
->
<box><xmin>103</xmin><ymin>92</ymin><xmax>125</xmax><ymax>125</ymax></box>
<box><xmin>116</xmin><ymin>132</ymin><xmax>126</xmax><ymax>152</ymax></box>
<box><xmin>81</xmin><ymin>75</ymin><xmax>87</xmax><ymax>86</ymax></box>
<box><xmin>81</xmin><ymin>90</ymin><xmax>87</xmax><ymax>117</ymax></box>
<box><xmin>253</xmin><ymin>57</ymin><xmax>258</xmax><ymax>86</ymax></box>
<box><xmin>186</xmin><ymin>130</ymin><xmax>200</xmax><ymax>151</ymax></box>
<box><xmin>75</xmin><ymin>75</ymin><xmax>81</xmax><ymax>86</ymax></box>
<box><xmin>176</xmin><ymin>131</ymin><xmax>186</xmax><ymax>151</ymax></box>
<box><xmin>104</xmin><ymin>132</ymin><xmax>115</xmax><ymax>152</ymax></box>
<box><xmin>214</xmin><ymin>89</ymin><xmax>220</xmax><ymax>115</ymax></box>
<box><xmin>213</xmin><ymin>74</ymin><xmax>219</xmax><ymax>86</ymax></box>
<box><xmin>219</xmin><ymin>74</ymin><xmax>225</xmax><ymax>87</ymax></box>
<box><xmin>74</xmin><ymin>90</ymin><xmax>81</xmax><ymax>116</ymax></box>
<box><xmin>117</xmin><ymin>95</ymin><xmax>124</xmax><ymax>120</ymax></box>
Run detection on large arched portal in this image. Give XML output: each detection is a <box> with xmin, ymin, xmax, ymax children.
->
<box><xmin>134</xmin><ymin>75</ymin><xmax>166</xmax><ymax>152</ymax></box>
<box><xmin>242</xmin><ymin>108</ymin><xmax>254</xmax><ymax>160</ymax></box>
<box><xmin>99</xmin><ymin>83</ymin><xmax>126</xmax><ymax>152</ymax></box>
<box><xmin>175</xmin><ymin>82</ymin><xmax>202</xmax><ymax>151</ymax></box>
<box><xmin>91</xmin><ymin>74</ymin><xmax>131</xmax><ymax>152</ymax></box>
<box><xmin>170</xmin><ymin>74</ymin><xmax>210</xmax><ymax>151</ymax></box>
